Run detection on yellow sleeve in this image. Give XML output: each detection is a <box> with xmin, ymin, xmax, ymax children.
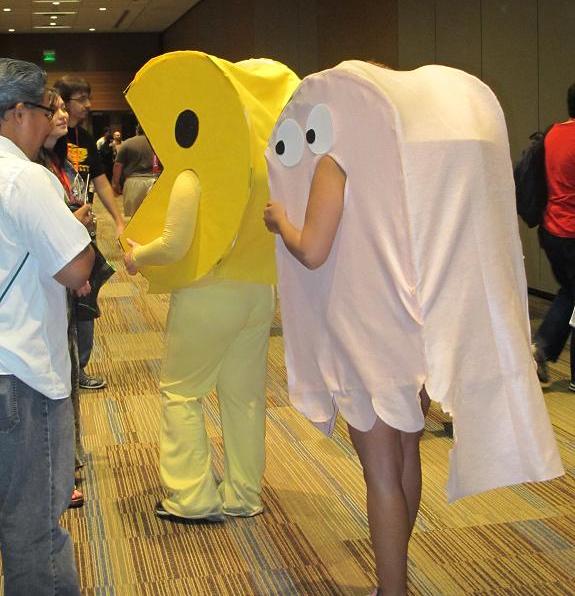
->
<box><xmin>132</xmin><ymin>170</ymin><xmax>200</xmax><ymax>267</ymax></box>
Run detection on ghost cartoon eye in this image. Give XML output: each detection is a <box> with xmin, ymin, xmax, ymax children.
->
<box><xmin>305</xmin><ymin>104</ymin><xmax>333</xmax><ymax>155</ymax></box>
<box><xmin>175</xmin><ymin>109</ymin><xmax>199</xmax><ymax>148</ymax></box>
<box><xmin>274</xmin><ymin>118</ymin><xmax>304</xmax><ymax>167</ymax></box>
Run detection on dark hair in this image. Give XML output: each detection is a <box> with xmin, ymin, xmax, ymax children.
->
<box><xmin>53</xmin><ymin>75</ymin><xmax>91</xmax><ymax>103</ymax></box>
<box><xmin>0</xmin><ymin>58</ymin><xmax>46</xmax><ymax>118</ymax></box>
<box><xmin>568</xmin><ymin>83</ymin><xmax>575</xmax><ymax>118</ymax></box>
<box><xmin>38</xmin><ymin>137</ymin><xmax>68</xmax><ymax>171</ymax></box>
<box><xmin>53</xmin><ymin>135</ymin><xmax>68</xmax><ymax>164</ymax></box>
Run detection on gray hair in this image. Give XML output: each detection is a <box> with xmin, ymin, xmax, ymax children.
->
<box><xmin>0</xmin><ymin>58</ymin><xmax>46</xmax><ymax>119</ymax></box>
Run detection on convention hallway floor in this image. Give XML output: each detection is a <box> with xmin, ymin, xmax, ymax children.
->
<box><xmin>3</xmin><ymin>201</ymin><xmax>574</xmax><ymax>595</ymax></box>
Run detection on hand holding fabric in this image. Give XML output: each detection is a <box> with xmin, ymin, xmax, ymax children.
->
<box><xmin>263</xmin><ymin>201</ymin><xmax>286</xmax><ymax>234</ymax></box>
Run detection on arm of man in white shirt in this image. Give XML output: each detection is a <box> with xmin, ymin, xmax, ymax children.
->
<box><xmin>54</xmin><ymin>244</ymin><xmax>94</xmax><ymax>290</ymax></box>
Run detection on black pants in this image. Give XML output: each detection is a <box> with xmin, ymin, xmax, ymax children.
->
<box><xmin>534</xmin><ymin>227</ymin><xmax>575</xmax><ymax>382</ymax></box>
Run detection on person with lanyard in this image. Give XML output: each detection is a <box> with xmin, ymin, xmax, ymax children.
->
<box><xmin>54</xmin><ymin>75</ymin><xmax>125</xmax><ymax>391</ymax></box>
<box><xmin>39</xmin><ymin>91</ymin><xmax>97</xmax><ymax>509</ymax></box>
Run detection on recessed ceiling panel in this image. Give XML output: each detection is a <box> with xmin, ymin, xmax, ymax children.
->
<box><xmin>0</xmin><ymin>0</ymin><xmax>201</xmax><ymax>34</ymax></box>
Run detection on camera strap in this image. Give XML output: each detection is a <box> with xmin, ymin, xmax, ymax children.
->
<box><xmin>0</xmin><ymin>252</ymin><xmax>29</xmax><ymax>303</ymax></box>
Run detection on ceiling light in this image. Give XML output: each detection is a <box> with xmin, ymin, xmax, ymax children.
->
<box><xmin>50</xmin><ymin>22</ymin><xmax>56</xmax><ymax>26</ymax></box>
<box><xmin>89</xmin><ymin>27</ymin><xmax>95</xmax><ymax>31</ymax></box>
<box><xmin>50</xmin><ymin>15</ymin><xmax>57</xmax><ymax>19</ymax></box>
<box><xmin>53</xmin><ymin>1</ymin><xmax>60</xmax><ymax>4</ymax></box>
<box><xmin>99</xmin><ymin>7</ymin><xmax>106</xmax><ymax>11</ymax></box>
<box><xmin>8</xmin><ymin>27</ymin><xmax>15</xmax><ymax>32</ymax></box>
<box><xmin>3</xmin><ymin>7</ymin><xmax>11</xmax><ymax>11</ymax></box>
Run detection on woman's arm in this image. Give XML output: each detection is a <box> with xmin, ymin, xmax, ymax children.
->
<box><xmin>264</xmin><ymin>155</ymin><xmax>346</xmax><ymax>270</ymax></box>
<box><xmin>124</xmin><ymin>170</ymin><xmax>200</xmax><ymax>275</ymax></box>
<box><xmin>92</xmin><ymin>173</ymin><xmax>126</xmax><ymax>237</ymax></box>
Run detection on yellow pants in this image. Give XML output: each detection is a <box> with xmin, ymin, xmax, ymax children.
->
<box><xmin>159</xmin><ymin>280</ymin><xmax>274</xmax><ymax>517</ymax></box>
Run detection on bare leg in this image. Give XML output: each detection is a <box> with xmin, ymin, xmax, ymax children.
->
<box><xmin>350</xmin><ymin>389</ymin><xmax>429</xmax><ymax>595</ymax></box>
<box><xmin>400</xmin><ymin>432</ymin><xmax>422</xmax><ymax>538</ymax></box>
<box><xmin>402</xmin><ymin>387</ymin><xmax>430</xmax><ymax>535</ymax></box>
<box><xmin>349</xmin><ymin>418</ymin><xmax>409</xmax><ymax>595</ymax></box>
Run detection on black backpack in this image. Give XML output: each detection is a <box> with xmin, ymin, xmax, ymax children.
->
<box><xmin>513</xmin><ymin>129</ymin><xmax>549</xmax><ymax>228</ymax></box>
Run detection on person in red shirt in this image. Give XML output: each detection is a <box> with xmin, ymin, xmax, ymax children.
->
<box><xmin>533</xmin><ymin>83</ymin><xmax>575</xmax><ymax>391</ymax></box>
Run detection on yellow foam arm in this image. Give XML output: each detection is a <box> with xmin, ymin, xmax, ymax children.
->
<box><xmin>132</xmin><ymin>170</ymin><xmax>200</xmax><ymax>268</ymax></box>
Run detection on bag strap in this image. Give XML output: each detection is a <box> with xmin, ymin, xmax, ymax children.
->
<box><xmin>0</xmin><ymin>252</ymin><xmax>29</xmax><ymax>303</ymax></box>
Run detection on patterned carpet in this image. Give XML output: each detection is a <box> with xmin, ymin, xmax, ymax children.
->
<box><xmin>2</xmin><ymin>200</ymin><xmax>574</xmax><ymax>595</ymax></box>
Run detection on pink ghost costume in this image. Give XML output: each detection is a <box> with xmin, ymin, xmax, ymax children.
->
<box><xmin>265</xmin><ymin>61</ymin><xmax>564</xmax><ymax>501</ymax></box>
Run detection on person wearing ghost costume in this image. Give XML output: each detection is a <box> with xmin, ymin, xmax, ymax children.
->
<box><xmin>264</xmin><ymin>61</ymin><xmax>564</xmax><ymax>595</ymax></box>
<box><xmin>121</xmin><ymin>52</ymin><xmax>299</xmax><ymax>521</ymax></box>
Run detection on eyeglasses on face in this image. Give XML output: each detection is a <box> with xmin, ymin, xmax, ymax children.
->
<box><xmin>7</xmin><ymin>101</ymin><xmax>56</xmax><ymax>121</ymax></box>
<box><xmin>69</xmin><ymin>95</ymin><xmax>91</xmax><ymax>105</ymax></box>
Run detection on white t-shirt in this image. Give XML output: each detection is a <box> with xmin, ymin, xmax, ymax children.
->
<box><xmin>0</xmin><ymin>136</ymin><xmax>91</xmax><ymax>399</ymax></box>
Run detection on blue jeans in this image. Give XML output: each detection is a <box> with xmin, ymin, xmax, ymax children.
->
<box><xmin>0</xmin><ymin>375</ymin><xmax>80</xmax><ymax>595</ymax></box>
<box><xmin>76</xmin><ymin>318</ymin><xmax>94</xmax><ymax>370</ymax></box>
<box><xmin>535</xmin><ymin>227</ymin><xmax>575</xmax><ymax>382</ymax></box>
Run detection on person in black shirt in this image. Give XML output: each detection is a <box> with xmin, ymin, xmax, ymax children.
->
<box><xmin>98</xmin><ymin>129</ymin><xmax>115</xmax><ymax>182</ymax></box>
<box><xmin>54</xmin><ymin>75</ymin><xmax>125</xmax><ymax>391</ymax></box>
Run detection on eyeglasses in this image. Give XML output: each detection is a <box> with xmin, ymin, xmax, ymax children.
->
<box><xmin>7</xmin><ymin>101</ymin><xmax>55</xmax><ymax>121</ymax></box>
<box><xmin>69</xmin><ymin>95</ymin><xmax>91</xmax><ymax>105</ymax></box>
<box><xmin>25</xmin><ymin>102</ymin><xmax>56</xmax><ymax>120</ymax></box>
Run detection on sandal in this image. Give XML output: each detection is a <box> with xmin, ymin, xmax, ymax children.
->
<box><xmin>69</xmin><ymin>487</ymin><xmax>84</xmax><ymax>509</ymax></box>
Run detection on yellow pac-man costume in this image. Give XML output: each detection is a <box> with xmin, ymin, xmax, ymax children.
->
<box><xmin>121</xmin><ymin>51</ymin><xmax>299</xmax><ymax>518</ymax></box>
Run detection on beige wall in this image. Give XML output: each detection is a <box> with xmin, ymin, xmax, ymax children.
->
<box><xmin>398</xmin><ymin>0</ymin><xmax>575</xmax><ymax>292</ymax></box>
<box><xmin>163</xmin><ymin>0</ymin><xmax>255</xmax><ymax>62</ymax></box>
<box><xmin>162</xmin><ymin>0</ymin><xmax>398</xmax><ymax>75</ymax></box>
<box><xmin>316</xmin><ymin>0</ymin><xmax>398</xmax><ymax>70</ymax></box>
<box><xmin>0</xmin><ymin>33</ymin><xmax>161</xmax><ymax>112</ymax></box>
<box><xmin>0</xmin><ymin>33</ymin><xmax>160</xmax><ymax>72</ymax></box>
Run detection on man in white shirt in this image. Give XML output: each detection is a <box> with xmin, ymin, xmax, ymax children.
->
<box><xmin>0</xmin><ymin>58</ymin><xmax>94</xmax><ymax>596</ymax></box>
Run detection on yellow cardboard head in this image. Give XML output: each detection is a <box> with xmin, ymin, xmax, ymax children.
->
<box><xmin>120</xmin><ymin>51</ymin><xmax>299</xmax><ymax>292</ymax></box>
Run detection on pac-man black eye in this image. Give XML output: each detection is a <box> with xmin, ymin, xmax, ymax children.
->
<box><xmin>273</xmin><ymin>118</ymin><xmax>304</xmax><ymax>167</ymax></box>
<box><xmin>175</xmin><ymin>109</ymin><xmax>199</xmax><ymax>148</ymax></box>
<box><xmin>305</xmin><ymin>104</ymin><xmax>333</xmax><ymax>155</ymax></box>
